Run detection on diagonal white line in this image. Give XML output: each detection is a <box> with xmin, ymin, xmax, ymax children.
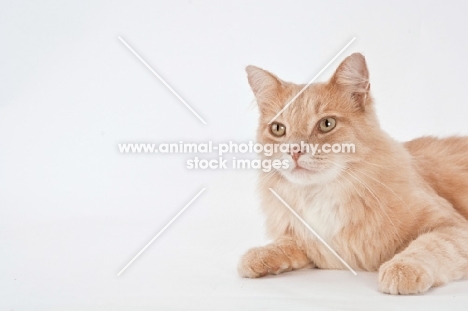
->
<box><xmin>268</xmin><ymin>188</ymin><xmax>357</xmax><ymax>275</ymax></box>
<box><xmin>268</xmin><ymin>37</ymin><xmax>356</xmax><ymax>124</ymax></box>
<box><xmin>117</xmin><ymin>188</ymin><xmax>206</xmax><ymax>276</ymax></box>
<box><xmin>118</xmin><ymin>36</ymin><xmax>207</xmax><ymax>125</ymax></box>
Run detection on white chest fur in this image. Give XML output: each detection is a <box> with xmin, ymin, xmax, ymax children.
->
<box><xmin>295</xmin><ymin>185</ymin><xmax>345</xmax><ymax>241</ymax></box>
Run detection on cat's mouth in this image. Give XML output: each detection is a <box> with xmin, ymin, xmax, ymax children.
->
<box><xmin>292</xmin><ymin>164</ymin><xmax>318</xmax><ymax>173</ymax></box>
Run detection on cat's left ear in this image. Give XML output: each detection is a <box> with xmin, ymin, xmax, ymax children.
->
<box><xmin>330</xmin><ymin>53</ymin><xmax>370</xmax><ymax>109</ymax></box>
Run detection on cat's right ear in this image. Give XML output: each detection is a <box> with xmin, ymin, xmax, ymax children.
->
<box><xmin>246</xmin><ymin>65</ymin><xmax>283</xmax><ymax>113</ymax></box>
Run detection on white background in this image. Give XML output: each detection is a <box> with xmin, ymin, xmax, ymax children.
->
<box><xmin>2</xmin><ymin>0</ymin><xmax>468</xmax><ymax>310</ymax></box>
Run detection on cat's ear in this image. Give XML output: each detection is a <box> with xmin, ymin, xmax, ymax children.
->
<box><xmin>330</xmin><ymin>53</ymin><xmax>370</xmax><ymax>109</ymax></box>
<box><xmin>246</xmin><ymin>65</ymin><xmax>283</xmax><ymax>112</ymax></box>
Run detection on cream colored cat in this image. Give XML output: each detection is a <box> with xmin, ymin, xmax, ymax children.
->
<box><xmin>238</xmin><ymin>53</ymin><xmax>468</xmax><ymax>294</ymax></box>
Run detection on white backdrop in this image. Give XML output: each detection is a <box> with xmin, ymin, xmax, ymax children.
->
<box><xmin>2</xmin><ymin>1</ymin><xmax>468</xmax><ymax>310</ymax></box>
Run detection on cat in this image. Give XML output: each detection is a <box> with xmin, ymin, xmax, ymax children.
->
<box><xmin>237</xmin><ymin>53</ymin><xmax>468</xmax><ymax>295</ymax></box>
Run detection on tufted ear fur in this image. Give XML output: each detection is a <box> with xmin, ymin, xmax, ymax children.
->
<box><xmin>330</xmin><ymin>53</ymin><xmax>370</xmax><ymax>109</ymax></box>
<box><xmin>246</xmin><ymin>65</ymin><xmax>285</xmax><ymax>114</ymax></box>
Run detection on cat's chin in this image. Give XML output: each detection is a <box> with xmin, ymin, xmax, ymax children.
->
<box><xmin>279</xmin><ymin>166</ymin><xmax>341</xmax><ymax>186</ymax></box>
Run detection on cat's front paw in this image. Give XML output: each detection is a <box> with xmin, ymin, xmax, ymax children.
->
<box><xmin>378</xmin><ymin>259</ymin><xmax>434</xmax><ymax>295</ymax></box>
<box><xmin>238</xmin><ymin>246</ymin><xmax>291</xmax><ymax>278</ymax></box>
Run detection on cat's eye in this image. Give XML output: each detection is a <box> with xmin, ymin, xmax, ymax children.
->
<box><xmin>270</xmin><ymin>122</ymin><xmax>286</xmax><ymax>137</ymax></box>
<box><xmin>318</xmin><ymin>117</ymin><xmax>336</xmax><ymax>133</ymax></box>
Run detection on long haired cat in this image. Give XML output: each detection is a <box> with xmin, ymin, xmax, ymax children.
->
<box><xmin>238</xmin><ymin>53</ymin><xmax>468</xmax><ymax>294</ymax></box>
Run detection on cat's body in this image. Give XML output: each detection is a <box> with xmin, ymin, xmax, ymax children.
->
<box><xmin>406</xmin><ymin>136</ymin><xmax>468</xmax><ymax>220</ymax></box>
<box><xmin>238</xmin><ymin>54</ymin><xmax>468</xmax><ymax>294</ymax></box>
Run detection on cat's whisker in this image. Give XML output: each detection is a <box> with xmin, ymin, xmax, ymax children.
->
<box><xmin>356</xmin><ymin>168</ymin><xmax>420</xmax><ymax>229</ymax></box>
<box><xmin>359</xmin><ymin>159</ymin><xmax>386</xmax><ymax>169</ymax></box>
<box><xmin>330</xmin><ymin>163</ymin><xmax>404</xmax><ymax>246</ymax></box>
<box><xmin>330</xmin><ymin>159</ymin><xmax>421</xmax><ymax>230</ymax></box>
<box><xmin>332</xmin><ymin>165</ymin><xmax>395</xmax><ymax>242</ymax></box>
<box><xmin>346</xmin><ymin>170</ymin><xmax>404</xmax><ymax>245</ymax></box>
<box><xmin>257</xmin><ymin>168</ymin><xmax>280</xmax><ymax>188</ymax></box>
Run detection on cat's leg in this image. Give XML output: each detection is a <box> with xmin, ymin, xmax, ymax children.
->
<box><xmin>378</xmin><ymin>225</ymin><xmax>468</xmax><ymax>294</ymax></box>
<box><xmin>238</xmin><ymin>237</ymin><xmax>312</xmax><ymax>278</ymax></box>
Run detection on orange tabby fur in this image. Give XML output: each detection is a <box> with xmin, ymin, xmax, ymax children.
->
<box><xmin>238</xmin><ymin>53</ymin><xmax>468</xmax><ymax>295</ymax></box>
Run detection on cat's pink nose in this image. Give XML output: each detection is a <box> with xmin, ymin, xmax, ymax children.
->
<box><xmin>291</xmin><ymin>151</ymin><xmax>302</xmax><ymax>161</ymax></box>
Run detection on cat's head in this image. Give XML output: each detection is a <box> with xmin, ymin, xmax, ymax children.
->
<box><xmin>247</xmin><ymin>53</ymin><xmax>380</xmax><ymax>185</ymax></box>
